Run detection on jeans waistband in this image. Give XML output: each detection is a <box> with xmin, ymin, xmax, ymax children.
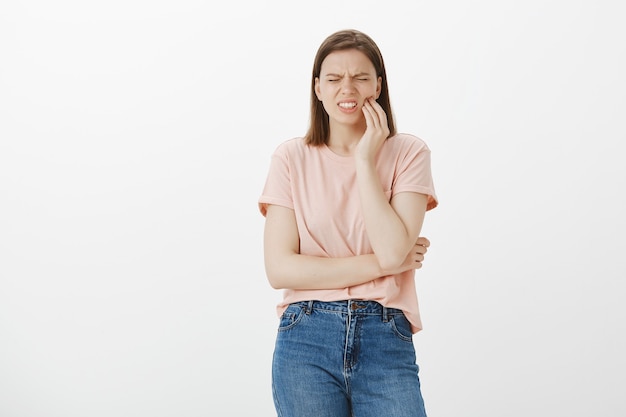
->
<box><xmin>292</xmin><ymin>300</ymin><xmax>403</xmax><ymax>322</ymax></box>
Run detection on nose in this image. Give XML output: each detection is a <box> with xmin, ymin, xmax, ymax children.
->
<box><xmin>340</xmin><ymin>78</ymin><xmax>356</xmax><ymax>93</ymax></box>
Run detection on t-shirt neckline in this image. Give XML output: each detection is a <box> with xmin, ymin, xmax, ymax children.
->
<box><xmin>321</xmin><ymin>143</ymin><xmax>356</xmax><ymax>165</ymax></box>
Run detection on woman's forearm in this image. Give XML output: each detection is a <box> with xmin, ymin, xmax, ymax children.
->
<box><xmin>262</xmin><ymin>202</ymin><xmax>424</xmax><ymax>291</ymax></box>
<box><xmin>356</xmin><ymin>158</ymin><xmax>426</xmax><ymax>270</ymax></box>
<box><xmin>265</xmin><ymin>252</ymin><xmax>385</xmax><ymax>290</ymax></box>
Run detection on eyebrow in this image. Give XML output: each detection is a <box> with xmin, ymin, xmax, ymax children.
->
<box><xmin>323</xmin><ymin>72</ymin><xmax>372</xmax><ymax>78</ymax></box>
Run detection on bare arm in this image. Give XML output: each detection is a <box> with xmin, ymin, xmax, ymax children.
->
<box><xmin>263</xmin><ymin>204</ymin><xmax>428</xmax><ymax>290</ymax></box>
<box><xmin>356</xmin><ymin>97</ymin><xmax>428</xmax><ymax>270</ymax></box>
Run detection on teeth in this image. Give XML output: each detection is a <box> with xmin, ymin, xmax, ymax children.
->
<box><xmin>339</xmin><ymin>102</ymin><xmax>357</xmax><ymax>108</ymax></box>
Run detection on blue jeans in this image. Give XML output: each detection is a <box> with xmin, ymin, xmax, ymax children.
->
<box><xmin>272</xmin><ymin>300</ymin><xmax>427</xmax><ymax>417</ymax></box>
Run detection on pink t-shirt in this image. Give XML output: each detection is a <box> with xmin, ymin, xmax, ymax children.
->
<box><xmin>258</xmin><ymin>133</ymin><xmax>438</xmax><ymax>333</ymax></box>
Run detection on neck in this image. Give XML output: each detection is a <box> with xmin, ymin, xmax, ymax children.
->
<box><xmin>327</xmin><ymin>122</ymin><xmax>365</xmax><ymax>156</ymax></box>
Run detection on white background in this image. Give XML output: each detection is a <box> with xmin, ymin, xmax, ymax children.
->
<box><xmin>1</xmin><ymin>1</ymin><xmax>624</xmax><ymax>416</ymax></box>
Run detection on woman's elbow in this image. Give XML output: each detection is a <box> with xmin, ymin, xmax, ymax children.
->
<box><xmin>376</xmin><ymin>244</ymin><xmax>414</xmax><ymax>273</ymax></box>
<box><xmin>264</xmin><ymin>250</ymin><xmax>299</xmax><ymax>289</ymax></box>
<box><xmin>267</xmin><ymin>274</ymin><xmax>286</xmax><ymax>290</ymax></box>
<box><xmin>376</xmin><ymin>254</ymin><xmax>405</xmax><ymax>274</ymax></box>
<box><xmin>264</xmin><ymin>263</ymin><xmax>289</xmax><ymax>289</ymax></box>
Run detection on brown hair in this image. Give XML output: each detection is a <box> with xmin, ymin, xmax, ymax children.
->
<box><xmin>304</xmin><ymin>29</ymin><xmax>396</xmax><ymax>146</ymax></box>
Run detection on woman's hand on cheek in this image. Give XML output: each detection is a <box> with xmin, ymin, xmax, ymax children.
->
<box><xmin>356</xmin><ymin>97</ymin><xmax>389</xmax><ymax>162</ymax></box>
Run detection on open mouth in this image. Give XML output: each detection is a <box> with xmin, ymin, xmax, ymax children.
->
<box><xmin>338</xmin><ymin>102</ymin><xmax>358</xmax><ymax>109</ymax></box>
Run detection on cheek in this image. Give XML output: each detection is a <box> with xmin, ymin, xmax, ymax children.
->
<box><xmin>316</xmin><ymin>86</ymin><xmax>330</xmax><ymax>101</ymax></box>
<box><xmin>359</xmin><ymin>83</ymin><xmax>378</xmax><ymax>96</ymax></box>
<box><xmin>320</xmin><ymin>100</ymin><xmax>334</xmax><ymax>115</ymax></box>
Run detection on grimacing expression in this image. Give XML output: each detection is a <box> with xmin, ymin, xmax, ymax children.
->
<box><xmin>315</xmin><ymin>49</ymin><xmax>382</xmax><ymax>126</ymax></box>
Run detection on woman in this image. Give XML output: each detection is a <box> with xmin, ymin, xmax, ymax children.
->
<box><xmin>258</xmin><ymin>29</ymin><xmax>438</xmax><ymax>417</ymax></box>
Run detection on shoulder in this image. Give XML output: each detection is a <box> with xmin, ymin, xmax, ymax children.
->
<box><xmin>272</xmin><ymin>137</ymin><xmax>324</xmax><ymax>162</ymax></box>
<box><xmin>272</xmin><ymin>137</ymin><xmax>307</xmax><ymax>156</ymax></box>
<box><xmin>384</xmin><ymin>133</ymin><xmax>431</xmax><ymax>153</ymax></box>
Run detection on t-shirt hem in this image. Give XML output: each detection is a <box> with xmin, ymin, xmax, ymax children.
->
<box><xmin>393</xmin><ymin>186</ymin><xmax>439</xmax><ymax>211</ymax></box>
<box><xmin>258</xmin><ymin>197</ymin><xmax>294</xmax><ymax>216</ymax></box>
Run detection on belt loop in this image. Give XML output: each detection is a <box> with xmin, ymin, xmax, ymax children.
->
<box><xmin>305</xmin><ymin>300</ymin><xmax>314</xmax><ymax>315</ymax></box>
<box><xmin>382</xmin><ymin>306</ymin><xmax>389</xmax><ymax>322</ymax></box>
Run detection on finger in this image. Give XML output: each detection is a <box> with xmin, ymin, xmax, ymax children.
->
<box><xmin>369</xmin><ymin>97</ymin><xmax>387</xmax><ymax>125</ymax></box>
<box><xmin>367</xmin><ymin>96</ymin><xmax>380</xmax><ymax>108</ymax></box>
<box><xmin>362</xmin><ymin>100</ymin><xmax>379</xmax><ymax>129</ymax></box>
<box><xmin>362</xmin><ymin>101</ymin><xmax>375</xmax><ymax>127</ymax></box>
<box><xmin>416</xmin><ymin>236</ymin><xmax>430</xmax><ymax>247</ymax></box>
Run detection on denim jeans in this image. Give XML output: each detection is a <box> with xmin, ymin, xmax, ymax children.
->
<box><xmin>272</xmin><ymin>300</ymin><xmax>427</xmax><ymax>417</ymax></box>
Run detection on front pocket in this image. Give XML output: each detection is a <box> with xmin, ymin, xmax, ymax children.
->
<box><xmin>277</xmin><ymin>304</ymin><xmax>305</xmax><ymax>331</ymax></box>
<box><xmin>389</xmin><ymin>314</ymin><xmax>414</xmax><ymax>342</ymax></box>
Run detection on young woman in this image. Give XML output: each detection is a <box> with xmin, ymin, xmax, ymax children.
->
<box><xmin>258</xmin><ymin>29</ymin><xmax>438</xmax><ymax>417</ymax></box>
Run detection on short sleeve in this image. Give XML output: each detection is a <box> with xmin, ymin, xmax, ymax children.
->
<box><xmin>258</xmin><ymin>144</ymin><xmax>295</xmax><ymax>216</ymax></box>
<box><xmin>392</xmin><ymin>138</ymin><xmax>438</xmax><ymax>211</ymax></box>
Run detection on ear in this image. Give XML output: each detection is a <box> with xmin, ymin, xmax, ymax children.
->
<box><xmin>376</xmin><ymin>76</ymin><xmax>382</xmax><ymax>99</ymax></box>
<box><xmin>314</xmin><ymin>77</ymin><xmax>322</xmax><ymax>101</ymax></box>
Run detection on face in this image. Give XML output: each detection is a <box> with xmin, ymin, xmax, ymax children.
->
<box><xmin>315</xmin><ymin>49</ymin><xmax>382</xmax><ymax>127</ymax></box>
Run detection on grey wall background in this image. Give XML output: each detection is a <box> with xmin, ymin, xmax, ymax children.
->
<box><xmin>1</xmin><ymin>1</ymin><xmax>624</xmax><ymax>416</ymax></box>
